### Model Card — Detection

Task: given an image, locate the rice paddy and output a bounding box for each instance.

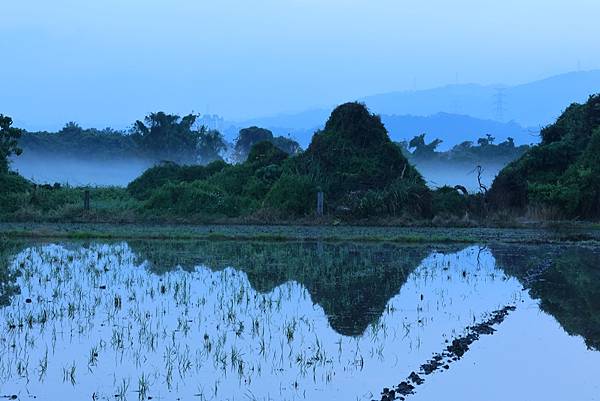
[0,239,599,400]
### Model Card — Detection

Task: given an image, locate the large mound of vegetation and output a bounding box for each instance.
[489,94,600,218]
[281,102,431,217]
[125,103,435,220]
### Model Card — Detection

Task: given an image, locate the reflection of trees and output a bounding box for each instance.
[0,240,28,306]
[492,244,600,350]
[130,240,461,336]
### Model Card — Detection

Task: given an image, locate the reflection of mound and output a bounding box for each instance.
[491,244,600,351]
[131,240,460,336]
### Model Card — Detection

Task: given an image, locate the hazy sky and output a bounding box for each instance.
[2,0,600,129]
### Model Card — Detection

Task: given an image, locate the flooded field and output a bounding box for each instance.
[0,240,599,400]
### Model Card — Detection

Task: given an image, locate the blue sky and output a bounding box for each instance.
[2,0,600,129]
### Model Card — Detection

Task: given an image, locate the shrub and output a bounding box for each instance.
[264,174,317,216]
[432,186,469,217]
[128,160,228,200]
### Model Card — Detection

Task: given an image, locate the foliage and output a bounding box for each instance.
[131,112,201,164]
[431,186,469,217]
[127,160,228,201]
[408,133,443,158]
[19,113,228,165]
[0,172,32,215]
[20,123,139,161]
[196,127,227,163]
[144,180,249,217]
[0,115,23,173]
[403,133,529,165]
[489,94,600,218]
[288,102,430,216]
[3,102,526,222]
[233,126,300,162]
[125,103,432,219]
[263,174,317,215]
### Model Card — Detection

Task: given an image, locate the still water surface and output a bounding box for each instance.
[0,240,598,400]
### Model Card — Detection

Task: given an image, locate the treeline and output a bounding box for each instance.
[17,112,301,165]
[1,104,475,223]
[2,94,600,223]
[398,133,530,165]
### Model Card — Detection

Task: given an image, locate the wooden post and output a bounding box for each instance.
[316,191,324,217]
[84,190,90,211]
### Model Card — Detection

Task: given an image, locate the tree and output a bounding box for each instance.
[233,127,301,162]
[408,133,443,158]
[59,121,84,137]
[234,127,274,162]
[271,135,301,155]
[0,115,23,173]
[132,112,200,164]
[476,133,495,147]
[197,127,227,163]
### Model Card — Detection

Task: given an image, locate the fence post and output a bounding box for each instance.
[84,190,90,211]
[316,191,324,217]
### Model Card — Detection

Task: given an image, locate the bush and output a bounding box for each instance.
[128,160,228,200]
[264,174,317,216]
[145,181,251,217]
[432,186,469,217]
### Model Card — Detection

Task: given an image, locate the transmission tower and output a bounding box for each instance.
[493,87,506,121]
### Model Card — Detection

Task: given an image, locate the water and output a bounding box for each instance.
[0,240,599,400]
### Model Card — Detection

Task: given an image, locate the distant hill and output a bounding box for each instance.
[236,111,535,149]
[236,70,600,147]
[361,70,600,127]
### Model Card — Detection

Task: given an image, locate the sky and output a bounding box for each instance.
[2,0,600,130]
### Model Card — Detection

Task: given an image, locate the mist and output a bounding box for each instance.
[414,161,504,192]
[11,153,151,187]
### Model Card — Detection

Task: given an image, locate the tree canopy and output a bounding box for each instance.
[0,115,23,173]
[233,126,300,163]
[132,112,200,164]
[196,127,227,164]
[489,94,600,218]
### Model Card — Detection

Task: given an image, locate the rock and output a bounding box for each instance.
[396,381,415,396]
[408,371,424,385]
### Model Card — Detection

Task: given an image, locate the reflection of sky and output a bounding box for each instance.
[0,243,598,400]
[413,306,600,401]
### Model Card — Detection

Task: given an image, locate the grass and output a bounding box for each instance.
[1,222,600,244]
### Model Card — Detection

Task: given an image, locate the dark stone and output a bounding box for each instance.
[408,371,424,385]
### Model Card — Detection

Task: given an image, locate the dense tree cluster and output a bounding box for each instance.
[489,94,600,218]
[18,114,300,167]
